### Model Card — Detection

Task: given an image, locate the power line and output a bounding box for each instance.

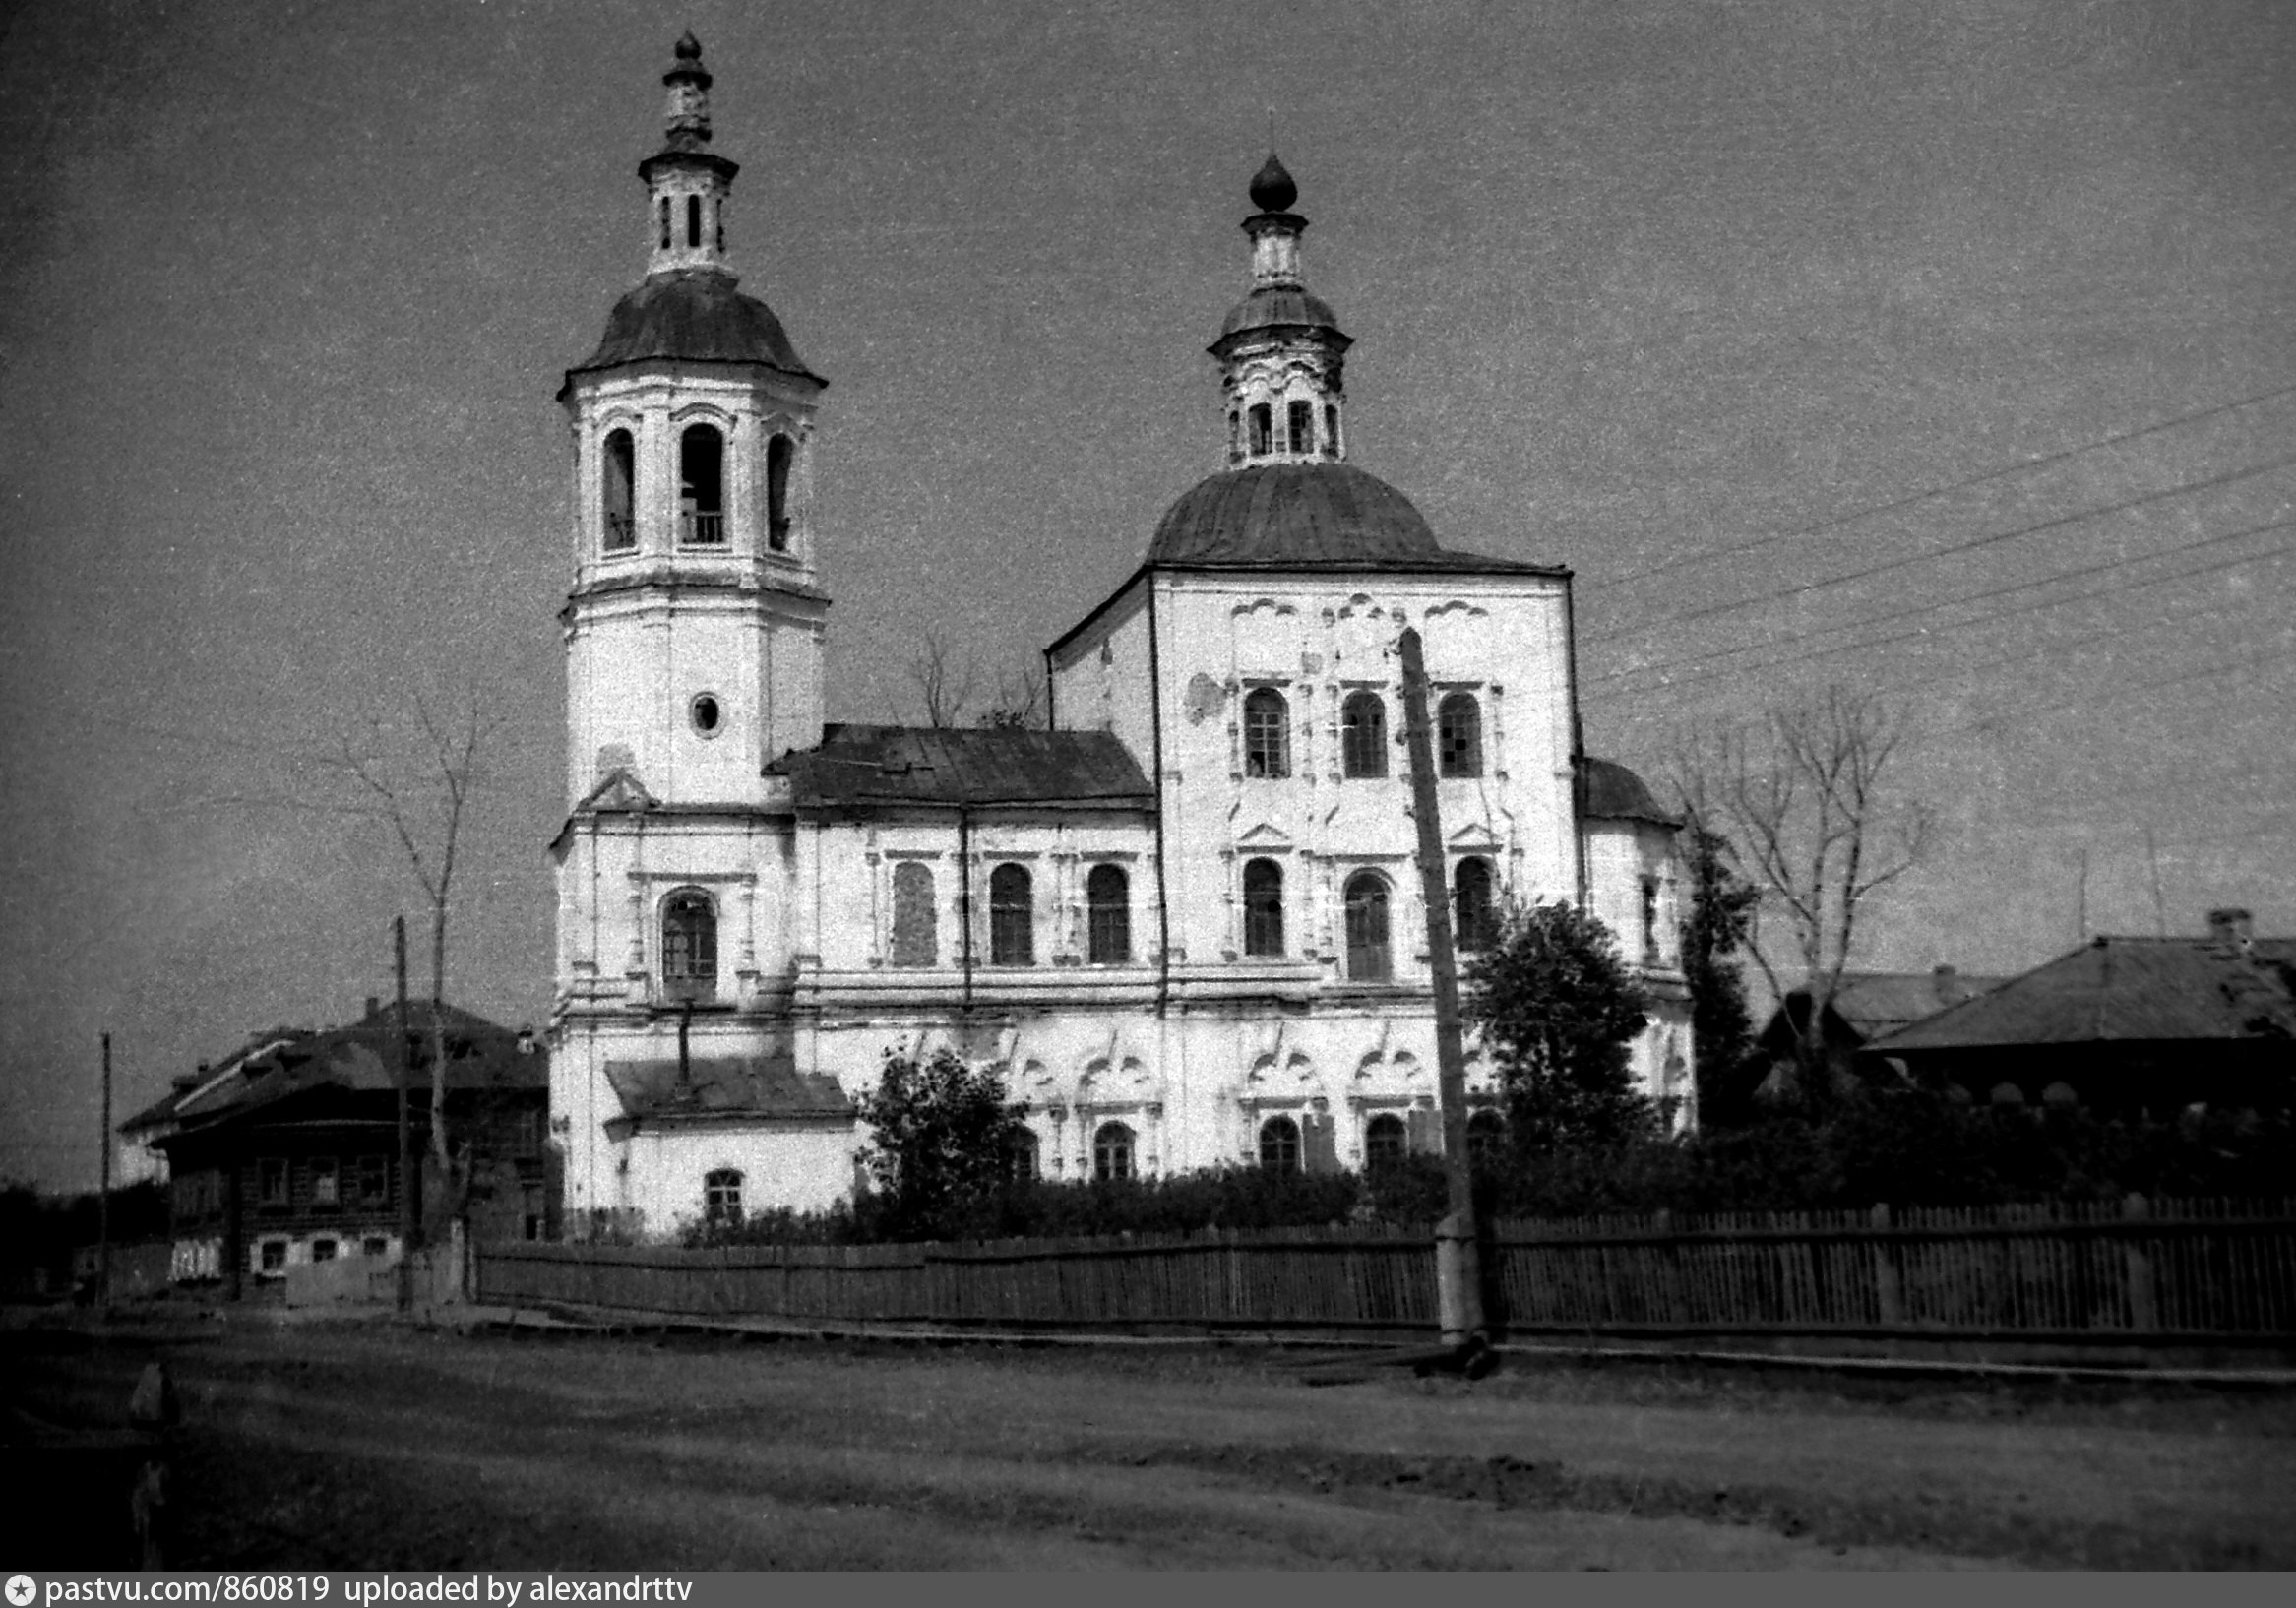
[1910,638,2296,750]
[1587,453,2296,643]
[1586,513,2296,696]
[1592,380,2296,590]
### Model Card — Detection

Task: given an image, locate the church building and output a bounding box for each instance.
[549,37,1691,1235]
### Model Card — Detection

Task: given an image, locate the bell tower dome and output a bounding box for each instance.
[1211,155,1353,467]
[557,34,830,811]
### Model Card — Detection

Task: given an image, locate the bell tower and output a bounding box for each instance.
[1211,155,1353,468]
[557,32,830,811]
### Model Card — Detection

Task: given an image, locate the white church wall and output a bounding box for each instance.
[617,1123,856,1233]
[1047,580,1156,774]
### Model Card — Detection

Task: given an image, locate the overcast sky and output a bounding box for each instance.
[4,0,2291,1189]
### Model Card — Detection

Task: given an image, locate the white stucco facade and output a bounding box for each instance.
[545,43,1691,1239]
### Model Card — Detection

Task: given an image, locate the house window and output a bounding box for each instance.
[601,428,636,551]
[662,889,718,999]
[356,1154,389,1206]
[361,1236,390,1258]
[1641,877,1660,959]
[311,1238,338,1263]
[1324,403,1340,458]
[704,1168,743,1224]
[1365,1113,1408,1170]
[890,862,937,968]
[1340,692,1388,778]
[1093,1122,1135,1183]
[1287,398,1314,454]
[1243,858,1284,958]
[1467,1109,1507,1168]
[1454,856,1497,953]
[989,863,1034,966]
[309,1155,340,1209]
[1438,692,1482,777]
[258,1157,288,1210]
[766,432,794,550]
[259,1239,287,1273]
[678,424,724,544]
[1343,872,1392,981]
[1248,403,1272,456]
[1259,1115,1301,1173]
[1243,688,1289,778]
[1008,1129,1040,1184]
[1086,864,1131,964]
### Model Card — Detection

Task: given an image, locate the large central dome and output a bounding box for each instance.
[1147,462,1440,566]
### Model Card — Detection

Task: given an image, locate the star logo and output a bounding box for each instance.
[6,1575,36,1607]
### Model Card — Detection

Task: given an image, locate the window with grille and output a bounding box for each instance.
[1467,1109,1507,1168]
[259,1240,287,1272]
[678,424,724,544]
[1454,856,1497,952]
[662,890,717,999]
[1086,864,1131,964]
[601,428,636,551]
[1340,692,1388,778]
[989,863,1033,966]
[1243,858,1284,958]
[1438,692,1482,777]
[1093,1122,1134,1182]
[1259,1115,1301,1173]
[704,1168,742,1225]
[1008,1129,1039,1184]
[1344,872,1392,981]
[1243,688,1289,777]
[890,862,937,968]
[1365,1113,1408,1170]
[1287,399,1314,454]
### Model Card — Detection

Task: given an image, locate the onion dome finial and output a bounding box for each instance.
[1249,153,1297,215]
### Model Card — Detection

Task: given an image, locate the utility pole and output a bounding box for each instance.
[395,915,415,1313]
[1396,627,1485,1353]
[98,1031,112,1315]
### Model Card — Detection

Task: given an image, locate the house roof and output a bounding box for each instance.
[775,723,1154,813]
[1576,758,1679,827]
[561,268,823,395]
[603,1055,854,1128]
[139,1002,545,1145]
[1869,936,2296,1053]
[1144,463,1559,574]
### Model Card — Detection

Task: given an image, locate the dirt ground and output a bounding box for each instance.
[9,1313,2294,1570]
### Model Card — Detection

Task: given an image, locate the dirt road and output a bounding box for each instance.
[11,1316,2291,1569]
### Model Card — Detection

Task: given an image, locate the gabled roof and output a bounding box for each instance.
[1870,936,2296,1053]
[775,724,1154,813]
[604,1055,854,1130]
[1576,758,1680,827]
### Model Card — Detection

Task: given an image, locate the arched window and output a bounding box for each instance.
[1093,1122,1134,1182]
[1466,1109,1507,1168]
[890,862,937,968]
[662,890,717,999]
[1324,403,1340,458]
[658,196,671,250]
[1259,1115,1301,1173]
[989,863,1033,966]
[1287,398,1314,454]
[1086,864,1131,964]
[1454,856,1497,953]
[704,1168,742,1225]
[1365,1113,1408,1170]
[678,424,724,545]
[685,193,702,249]
[1248,403,1272,456]
[1243,858,1284,958]
[714,197,725,252]
[1243,688,1289,778]
[1340,692,1388,778]
[1343,871,1392,981]
[1641,877,1661,959]
[1008,1128,1040,1184]
[1438,692,1482,777]
[765,433,794,550]
[601,428,636,551]
[1227,409,1242,464]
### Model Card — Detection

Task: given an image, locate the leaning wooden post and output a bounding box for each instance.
[98,1031,113,1315]
[395,915,415,1314]
[1397,627,1486,1350]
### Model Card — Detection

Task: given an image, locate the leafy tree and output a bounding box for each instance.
[1678,823,1761,1126]
[855,1046,1032,1238]
[1466,898,1659,1151]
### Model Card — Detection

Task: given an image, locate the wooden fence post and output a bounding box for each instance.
[2123,1192,2159,1332]
[1871,1203,1903,1327]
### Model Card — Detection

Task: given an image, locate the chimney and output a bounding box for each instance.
[2206,907,2254,950]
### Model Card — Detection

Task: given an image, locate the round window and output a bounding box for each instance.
[689,693,723,737]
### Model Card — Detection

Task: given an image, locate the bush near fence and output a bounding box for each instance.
[479,1195,2296,1344]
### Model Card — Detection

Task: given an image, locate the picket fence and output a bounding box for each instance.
[474,1195,2296,1344]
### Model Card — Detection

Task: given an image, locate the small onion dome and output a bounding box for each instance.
[1148,463,1440,566]
[1249,153,1298,214]
[668,31,711,83]
[562,269,823,397]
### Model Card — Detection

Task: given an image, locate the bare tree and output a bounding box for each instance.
[1673,687,1932,1085]
[979,661,1047,730]
[904,628,979,728]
